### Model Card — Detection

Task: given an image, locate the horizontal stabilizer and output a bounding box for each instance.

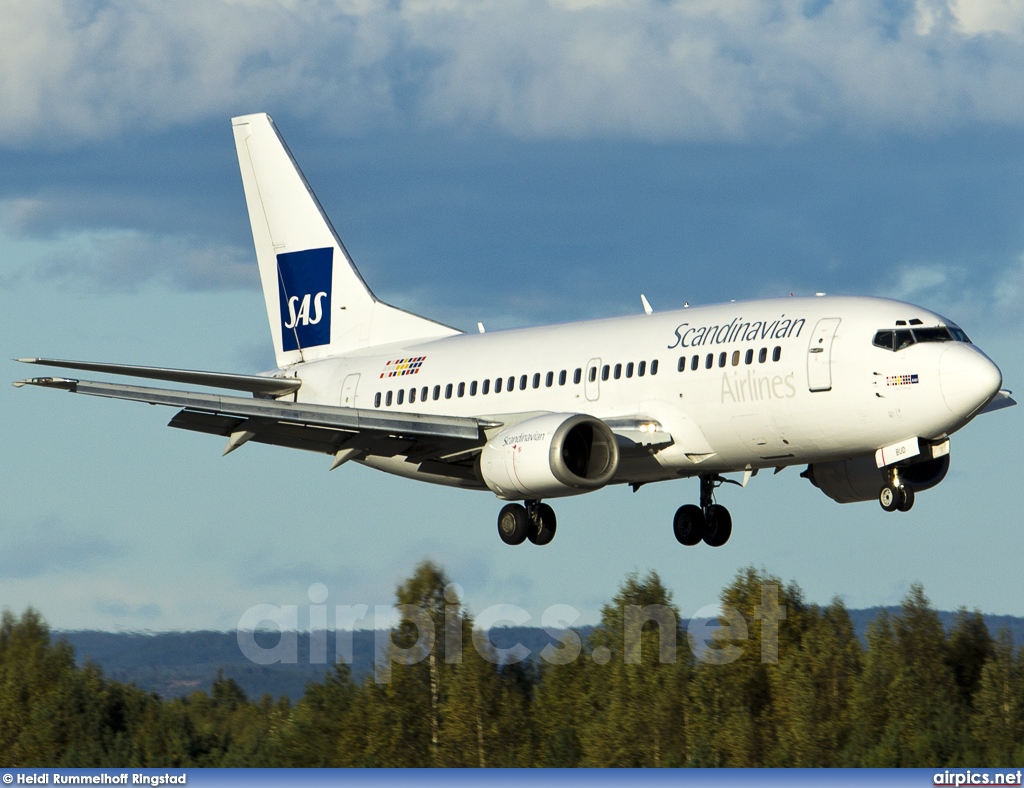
[16,358,300,397]
[978,389,1016,415]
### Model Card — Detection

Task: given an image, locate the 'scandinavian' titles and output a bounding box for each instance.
[668,315,806,349]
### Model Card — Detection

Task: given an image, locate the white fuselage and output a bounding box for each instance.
[287,295,1001,491]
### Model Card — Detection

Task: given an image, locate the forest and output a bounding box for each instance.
[1,563,1022,768]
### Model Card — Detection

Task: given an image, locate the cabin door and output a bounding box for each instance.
[807,318,841,392]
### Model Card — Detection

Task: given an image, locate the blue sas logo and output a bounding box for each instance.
[277,247,332,352]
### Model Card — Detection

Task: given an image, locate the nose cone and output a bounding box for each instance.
[938,344,1002,421]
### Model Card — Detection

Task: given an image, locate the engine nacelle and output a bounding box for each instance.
[479,413,620,500]
[803,451,950,504]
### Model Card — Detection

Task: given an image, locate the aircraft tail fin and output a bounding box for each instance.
[231,113,460,368]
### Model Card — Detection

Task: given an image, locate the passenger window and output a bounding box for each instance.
[421,386,428,402]
[588,367,597,383]
[613,364,621,380]
[457,382,465,397]
[545,371,553,387]
[574,368,582,384]
[705,354,714,370]
[433,385,440,401]
[758,348,767,363]
[532,373,540,389]
[559,370,567,386]
[691,356,699,371]
[638,360,646,377]
[773,346,782,362]
[470,381,477,396]
[651,359,659,375]
[718,353,726,368]
[602,365,611,381]
[519,375,527,390]
[895,330,915,351]
[744,349,753,364]
[508,376,515,391]
[445,384,453,399]
[374,392,381,408]
[873,330,895,351]
[495,377,503,393]
[397,389,404,405]
[482,379,490,395]
[409,388,416,404]
[678,356,686,372]
[626,362,634,378]
[386,391,393,406]
[732,351,740,366]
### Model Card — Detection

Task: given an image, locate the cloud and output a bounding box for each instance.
[0,519,121,579]
[92,600,162,622]
[3,0,1024,147]
[949,0,1024,36]
[0,206,258,292]
[881,252,1024,330]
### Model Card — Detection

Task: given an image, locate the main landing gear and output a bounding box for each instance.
[879,467,915,513]
[673,475,733,547]
[497,500,557,546]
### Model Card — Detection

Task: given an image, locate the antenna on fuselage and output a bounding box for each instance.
[640,294,653,315]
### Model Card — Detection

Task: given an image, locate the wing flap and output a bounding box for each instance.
[15,377,488,441]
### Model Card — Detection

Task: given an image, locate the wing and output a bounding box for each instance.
[13,374,499,483]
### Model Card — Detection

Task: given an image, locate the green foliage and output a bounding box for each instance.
[2,566,1022,767]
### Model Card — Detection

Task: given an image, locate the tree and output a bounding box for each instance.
[440,614,533,767]
[947,609,994,710]
[847,584,964,766]
[275,663,359,766]
[771,599,861,766]
[576,571,689,766]
[688,568,809,766]
[971,629,1023,765]
[367,560,459,766]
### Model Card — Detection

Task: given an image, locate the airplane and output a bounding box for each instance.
[13,113,1016,548]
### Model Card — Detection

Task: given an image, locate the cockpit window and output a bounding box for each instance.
[874,324,972,351]
[873,330,895,350]
[913,327,953,343]
[895,329,915,350]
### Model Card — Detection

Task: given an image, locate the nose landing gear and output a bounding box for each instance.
[673,475,733,547]
[879,468,915,513]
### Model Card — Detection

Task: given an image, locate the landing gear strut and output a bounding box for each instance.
[879,467,915,513]
[497,500,557,546]
[673,475,733,547]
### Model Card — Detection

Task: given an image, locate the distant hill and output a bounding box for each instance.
[57,608,1023,702]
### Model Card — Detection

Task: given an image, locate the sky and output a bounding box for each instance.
[2,0,1024,633]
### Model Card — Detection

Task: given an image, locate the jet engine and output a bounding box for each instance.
[479,413,620,499]
[802,451,950,504]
